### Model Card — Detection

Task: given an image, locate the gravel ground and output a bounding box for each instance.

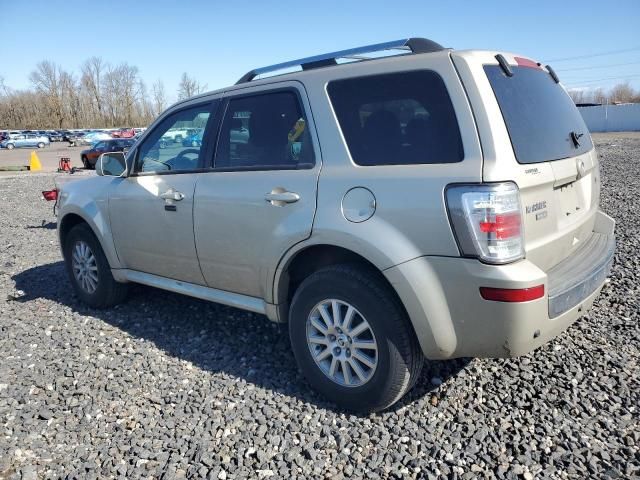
[0,134,638,479]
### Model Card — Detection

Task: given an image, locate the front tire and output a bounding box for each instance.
[37,142,45,148]
[289,264,423,413]
[6,143,14,150]
[64,223,128,308]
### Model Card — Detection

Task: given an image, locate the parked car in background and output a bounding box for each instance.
[0,134,50,149]
[64,131,83,143]
[112,128,135,138]
[80,138,136,168]
[75,132,112,146]
[160,127,189,144]
[181,129,204,147]
[48,131,65,142]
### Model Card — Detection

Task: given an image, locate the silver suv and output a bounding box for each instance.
[57,38,615,412]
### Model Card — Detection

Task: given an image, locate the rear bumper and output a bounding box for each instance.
[547,216,615,318]
[385,210,615,359]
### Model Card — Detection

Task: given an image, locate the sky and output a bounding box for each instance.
[1,0,639,102]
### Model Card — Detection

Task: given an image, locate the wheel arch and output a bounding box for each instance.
[58,211,121,269]
[273,244,412,330]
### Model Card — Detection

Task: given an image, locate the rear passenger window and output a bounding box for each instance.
[328,71,463,166]
[215,91,314,170]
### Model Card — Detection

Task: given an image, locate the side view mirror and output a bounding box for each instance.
[97,151,128,177]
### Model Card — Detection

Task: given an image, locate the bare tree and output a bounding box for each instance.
[568,83,640,106]
[61,72,82,128]
[117,63,142,125]
[2,59,159,129]
[0,78,19,129]
[609,82,636,104]
[152,79,167,115]
[592,88,608,105]
[568,89,586,104]
[81,56,105,125]
[177,72,207,100]
[29,60,67,128]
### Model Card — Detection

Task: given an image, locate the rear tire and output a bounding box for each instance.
[289,264,423,413]
[64,223,128,308]
[81,156,90,169]
[6,143,14,150]
[37,142,45,148]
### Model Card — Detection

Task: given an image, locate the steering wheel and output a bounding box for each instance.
[167,148,200,170]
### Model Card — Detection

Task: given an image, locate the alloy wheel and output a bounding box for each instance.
[71,240,99,294]
[306,299,378,387]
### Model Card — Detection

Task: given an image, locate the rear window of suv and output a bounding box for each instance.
[484,65,593,164]
[328,71,464,166]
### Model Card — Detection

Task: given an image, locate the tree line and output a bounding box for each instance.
[3,59,638,129]
[568,82,640,105]
[0,58,207,130]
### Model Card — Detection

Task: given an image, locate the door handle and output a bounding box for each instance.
[264,191,300,205]
[160,189,184,201]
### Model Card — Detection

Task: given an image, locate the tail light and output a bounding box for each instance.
[446,182,524,264]
[42,189,58,201]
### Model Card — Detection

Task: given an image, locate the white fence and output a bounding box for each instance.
[578,104,640,132]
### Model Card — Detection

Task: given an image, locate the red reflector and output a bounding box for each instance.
[480,285,545,302]
[42,189,58,201]
[514,56,541,69]
[479,213,521,240]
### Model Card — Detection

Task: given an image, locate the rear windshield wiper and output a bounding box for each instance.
[546,64,560,83]
[570,131,584,148]
[495,54,513,77]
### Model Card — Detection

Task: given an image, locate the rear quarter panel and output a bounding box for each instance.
[295,52,483,270]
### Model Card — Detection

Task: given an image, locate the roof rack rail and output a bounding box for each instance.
[236,37,445,84]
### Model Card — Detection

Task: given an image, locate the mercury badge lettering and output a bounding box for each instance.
[526,200,548,221]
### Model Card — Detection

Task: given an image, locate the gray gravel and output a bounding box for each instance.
[1,134,639,479]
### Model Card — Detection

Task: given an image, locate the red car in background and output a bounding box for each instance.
[111,128,135,138]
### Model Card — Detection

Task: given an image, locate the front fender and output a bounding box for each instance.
[57,176,121,269]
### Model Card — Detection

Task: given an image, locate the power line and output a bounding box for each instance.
[544,47,640,63]
[564,74,640,87]
[556,60,640,72]
[560,69,640,81]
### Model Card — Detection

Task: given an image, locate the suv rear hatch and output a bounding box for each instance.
[452,51,601,272]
